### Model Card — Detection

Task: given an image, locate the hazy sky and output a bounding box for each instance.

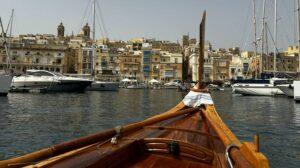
[0,0,296,51]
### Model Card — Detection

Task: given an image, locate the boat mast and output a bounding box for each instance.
[273,0,277,77]
[0,10,13,72]
[297,0,300,77]
[252,0,258,79]
[198,11,206,89]
[91,0,96,78]
[260,0,266,78]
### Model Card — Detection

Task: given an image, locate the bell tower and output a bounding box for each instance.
[82,23,90,39]
[57,22,65,38]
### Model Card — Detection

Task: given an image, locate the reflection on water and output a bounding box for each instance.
[211,90,300,168]
[0,90,299,167]
[0,89,184,159]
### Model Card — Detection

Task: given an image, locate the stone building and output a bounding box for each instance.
[212,55,231,81]
[117,52,142,81]
[159,51,182,82]
[0,43,71,74]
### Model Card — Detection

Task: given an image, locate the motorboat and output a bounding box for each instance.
[232,78,287,96]
[11,70,92,92]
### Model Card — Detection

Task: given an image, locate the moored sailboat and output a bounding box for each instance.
[86,0,119,91]
[277,0,300,100]
[232,0,288,96]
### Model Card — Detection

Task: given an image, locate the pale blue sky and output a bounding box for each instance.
[0,0,296,51]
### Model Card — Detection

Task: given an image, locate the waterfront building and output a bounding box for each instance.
[150,51,161,80]
[241,51,255,59]
[189,51,212,82]
[94,45,119,81]
[152,40,181,53]
[142,44,152,81]
[263,53,298,76]
[284,45,299,56]
[0,43,71,74]
[159,51,182,82]
[212,54,231,81]
[117,52,142,81]
[229,55,244,80]
[77,47,92,75]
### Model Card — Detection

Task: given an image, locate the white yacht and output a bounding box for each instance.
[232,78,286,96]
[11,70,92,92]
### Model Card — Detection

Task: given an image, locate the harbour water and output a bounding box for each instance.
[0,89,299,167]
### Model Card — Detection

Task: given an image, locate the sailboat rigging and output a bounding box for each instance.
[232,0,289,96]
[86,0,119,91]
[0,10,14,96]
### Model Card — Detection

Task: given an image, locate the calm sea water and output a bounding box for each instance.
[0,89,299,167]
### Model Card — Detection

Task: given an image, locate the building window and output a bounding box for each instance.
[56,59,61,64]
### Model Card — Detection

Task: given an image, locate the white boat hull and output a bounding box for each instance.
[0,74,13,96]
[11,71,92,92]
[294,81,300,101]
[233,84,284,96]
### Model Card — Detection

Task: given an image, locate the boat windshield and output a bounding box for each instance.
[52,72,63,77]
[27,71,54,77]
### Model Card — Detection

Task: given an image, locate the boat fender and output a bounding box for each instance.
[111,125,123,145]
[225,144,239,168]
